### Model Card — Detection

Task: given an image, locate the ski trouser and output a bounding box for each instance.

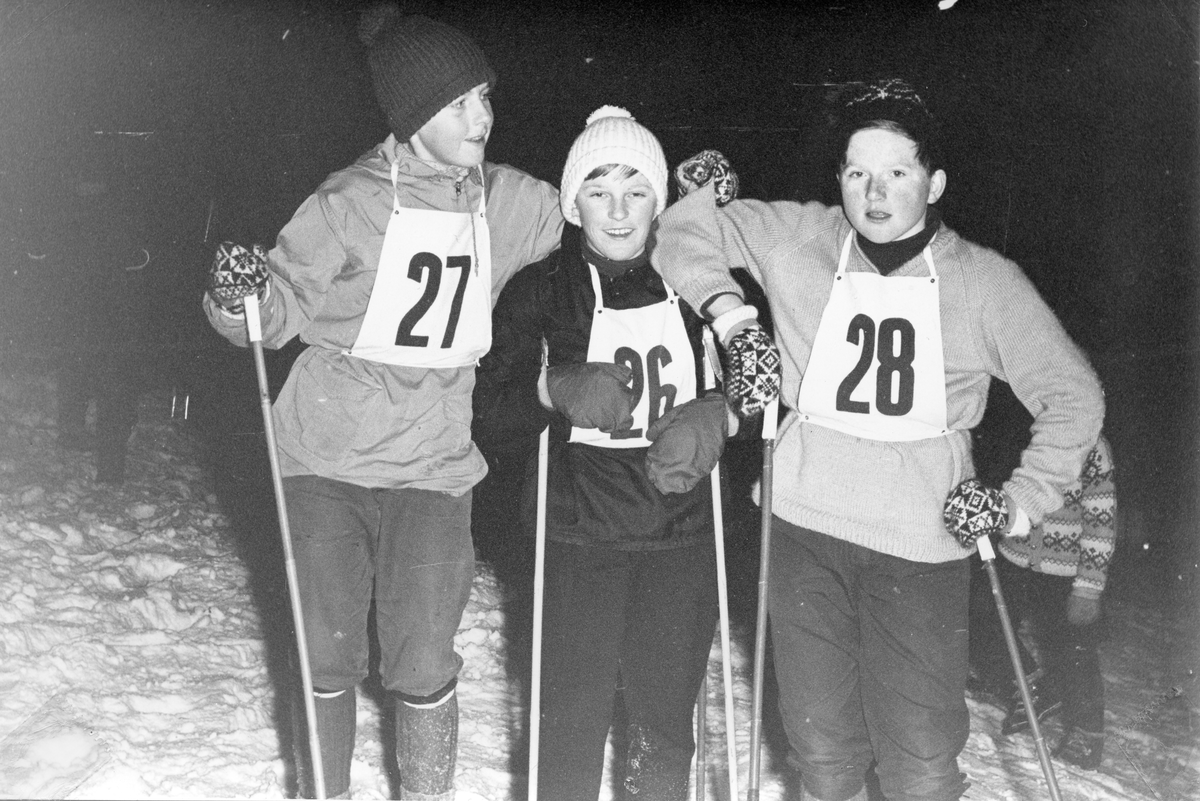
[768,520,971,801]
[537,539,719,801]
[284,476,475,798]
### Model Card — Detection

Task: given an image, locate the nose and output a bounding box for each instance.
[866,176,885,201]
[468,95,493,129]
[609,194,629,221]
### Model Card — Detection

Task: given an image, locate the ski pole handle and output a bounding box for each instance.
[244,292,264,344]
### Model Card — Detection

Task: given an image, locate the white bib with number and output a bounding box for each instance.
[795,231,948,441]
[569,264,698,448]
[347,161,493,367]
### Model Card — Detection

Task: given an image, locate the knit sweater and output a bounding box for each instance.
[651,184,1105,563]
[999,435,1117,598]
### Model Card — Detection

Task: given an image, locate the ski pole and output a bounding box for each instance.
[975,534,1062,801]
[710,455,739,801]
[746,397,778,801]
[243,294,325,799]
[528,424,550,801]
[700,328,738,801]
[694,674,707,798]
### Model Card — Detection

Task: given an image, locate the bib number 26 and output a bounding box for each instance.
[835,313,915,416]
[610,344,678,440]
[395,252,471,349]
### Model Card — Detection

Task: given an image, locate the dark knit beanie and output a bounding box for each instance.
[358,3,496,142]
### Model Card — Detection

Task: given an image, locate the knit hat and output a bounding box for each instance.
[560,106,668,226]
[830,77,942,171]
[358,4,496,142]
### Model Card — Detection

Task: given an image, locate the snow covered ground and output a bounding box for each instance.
[0,360,1196,800]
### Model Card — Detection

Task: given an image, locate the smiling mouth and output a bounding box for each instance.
[866,211,890,221]
[604,228,635,237]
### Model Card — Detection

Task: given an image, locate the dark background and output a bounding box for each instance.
[0,0,1196,572]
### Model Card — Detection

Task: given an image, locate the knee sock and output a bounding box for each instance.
[303,686,356,798]
[395,682,458,800]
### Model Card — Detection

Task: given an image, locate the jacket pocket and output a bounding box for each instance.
[281,350,382,467]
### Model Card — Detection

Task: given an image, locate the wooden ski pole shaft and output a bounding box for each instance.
[700,329,738,801]
[695,674,707,798]
[976,535,1062,801]
[711,459,739,801]
[528,425,549,801]
[244,294,325,799]
[746,398,778,801]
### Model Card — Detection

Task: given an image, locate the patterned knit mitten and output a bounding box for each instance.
[943,478,1009,547]
[725,325,781,419]
[675,149,739,207]
[209,241,269,309]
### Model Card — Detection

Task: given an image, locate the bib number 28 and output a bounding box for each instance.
[395,252,471,348]
[835,313,915,416]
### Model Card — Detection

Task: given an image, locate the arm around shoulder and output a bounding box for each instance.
[484,164,565,288]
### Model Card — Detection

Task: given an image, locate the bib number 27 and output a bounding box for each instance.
[835,313,915,416]
[395,252,471,348]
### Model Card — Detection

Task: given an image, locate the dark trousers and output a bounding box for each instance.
[768,520,970,801]
[968,554,1106,731]
[537,540,719,801]
[283,475,476,696]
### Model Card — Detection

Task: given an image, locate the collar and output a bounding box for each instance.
[855,205,942,275]
[581,239,650,280]
[382,134,483,187]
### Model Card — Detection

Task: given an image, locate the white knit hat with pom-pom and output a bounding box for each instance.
[560,106,668,226]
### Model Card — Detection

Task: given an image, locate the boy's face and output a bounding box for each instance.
[839,127,946,244]
[409,82,493,169]
[575,169,658,262]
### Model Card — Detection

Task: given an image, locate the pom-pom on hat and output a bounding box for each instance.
[560,106,668,226]
[359,3,496,142]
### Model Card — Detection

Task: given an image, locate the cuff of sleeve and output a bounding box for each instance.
[1070,582,1103,599]
[711,304,758,344]
[213,281,272,318]
[1007,504,1031,537]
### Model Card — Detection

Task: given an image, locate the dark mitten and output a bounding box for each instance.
[1066,592,1102,626]
[545,362,637,433]
[675,149,740,207]
[645,393,729,494]
[943,478,1009,547]
[724,325,782,418]
[208,241,269,310]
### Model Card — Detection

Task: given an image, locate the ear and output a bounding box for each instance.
[927,169,947,204]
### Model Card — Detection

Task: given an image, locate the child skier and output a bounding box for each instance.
[203,5,562,799]
[968,433,1117,770]
[652,78,1105,801]
[477,107,737,799]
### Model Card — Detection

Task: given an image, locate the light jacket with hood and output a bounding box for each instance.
[205,134,563,493]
